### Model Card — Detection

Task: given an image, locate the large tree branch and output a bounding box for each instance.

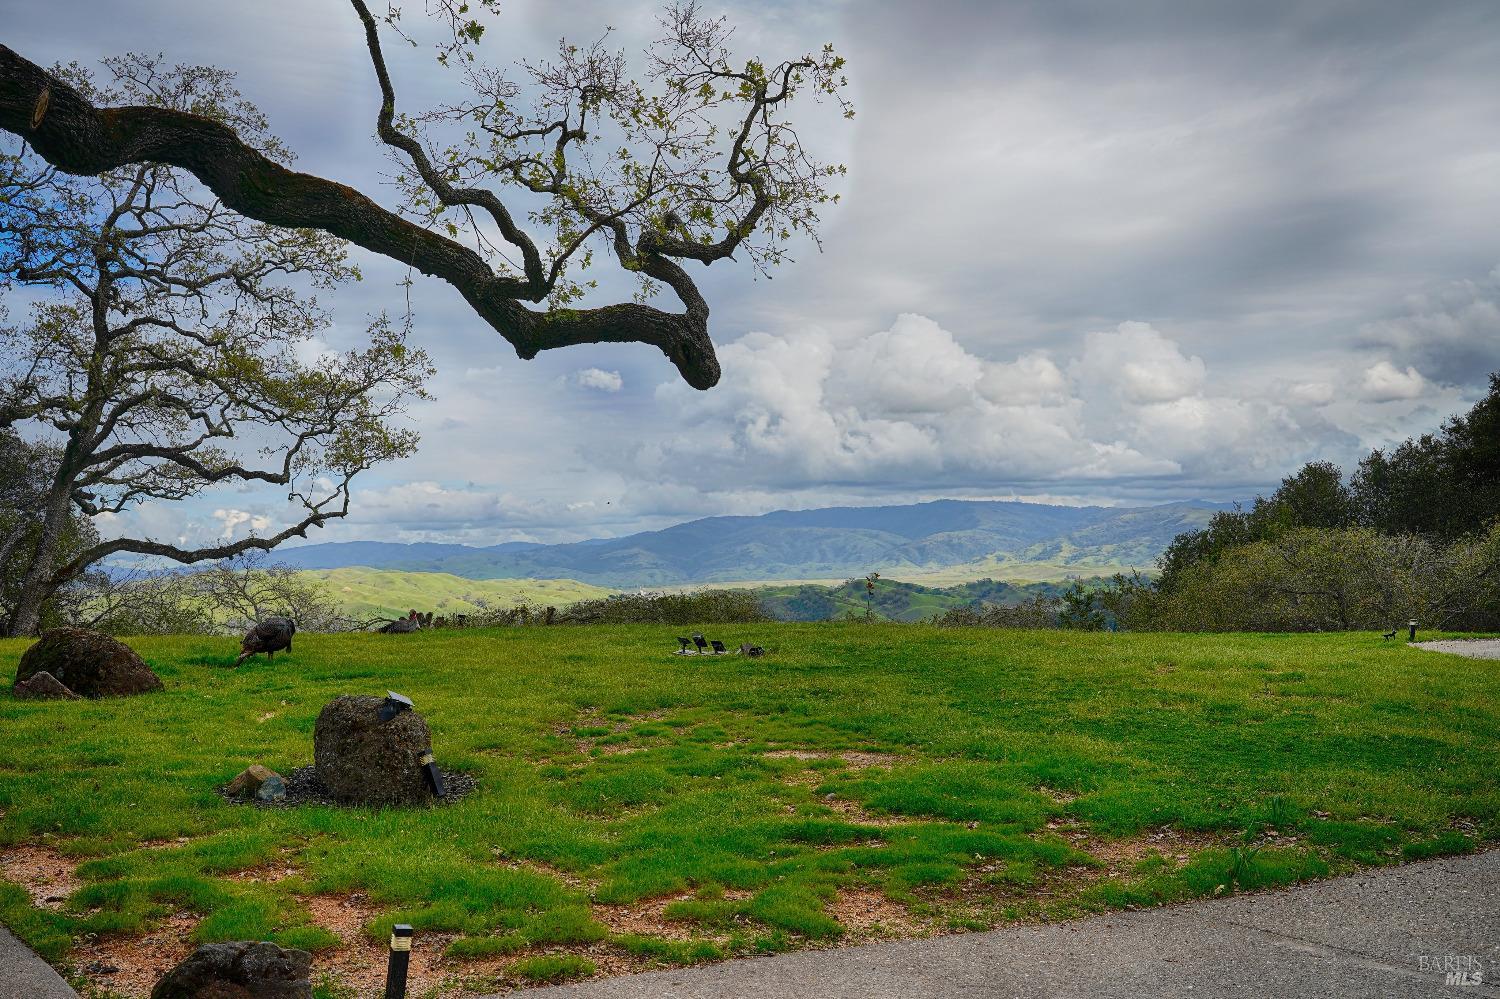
[0,42,721,388]
[48,481,353,587]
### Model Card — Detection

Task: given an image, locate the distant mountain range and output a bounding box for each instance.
[270,499,1231,588]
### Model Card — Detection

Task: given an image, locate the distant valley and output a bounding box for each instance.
[274,498,1229,589]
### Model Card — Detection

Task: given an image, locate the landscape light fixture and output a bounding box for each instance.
[385,923,413,999]
[677,636,693,654]
[420,751,446,798]
[379,691,414,722]
[693,634,709,653]
[1408,619,1419,642]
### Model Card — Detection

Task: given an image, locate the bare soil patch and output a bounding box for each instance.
[0,842,79,908]
[764,749,903,768]
[829,887,929,940]
[74,912,198,998]
[304,892,458,997]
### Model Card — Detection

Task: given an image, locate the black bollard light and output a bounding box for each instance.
[1408,619,1418,642]
[385,923,413,999]
[420,751,446,798]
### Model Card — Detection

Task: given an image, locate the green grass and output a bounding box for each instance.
[300,568,614,621]
[1,626,1496,984]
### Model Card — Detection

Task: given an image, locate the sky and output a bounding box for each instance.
[5,0,1500,547]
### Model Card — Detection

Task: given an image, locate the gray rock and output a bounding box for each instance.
[255,775,287,803]
[151,940,311,998]
[226,765,283,801]
[14,628,163,698]
[11,670,80,700]
[313,695,435,806]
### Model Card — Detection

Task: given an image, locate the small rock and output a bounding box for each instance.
[226,765,282,800]
[255,775,287,803]
[152,941,312,998]
[11,670,80,701]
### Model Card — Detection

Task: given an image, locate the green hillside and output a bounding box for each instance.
[754,577,1082,622]
[301,568,614,621]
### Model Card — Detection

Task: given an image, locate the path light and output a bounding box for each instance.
[385,923,413,999]
[1408,619,1419,642]
[379,691,414,722]
[420,751,446,798]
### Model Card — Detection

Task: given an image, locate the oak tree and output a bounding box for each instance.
[0,58,431,635]
[0,1,851,391]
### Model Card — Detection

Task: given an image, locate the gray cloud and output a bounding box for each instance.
[7,0,1500,545]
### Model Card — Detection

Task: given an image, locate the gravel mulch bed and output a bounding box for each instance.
[221,765,478,808]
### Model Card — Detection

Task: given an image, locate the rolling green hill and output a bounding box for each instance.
[270,499,1229,588]
[753,577,1082,622]
[300,569,614,621]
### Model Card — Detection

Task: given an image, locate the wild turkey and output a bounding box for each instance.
[379,610,422,634]
[236,616,296,666]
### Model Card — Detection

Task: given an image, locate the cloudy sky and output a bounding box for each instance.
[7,0,1500,546]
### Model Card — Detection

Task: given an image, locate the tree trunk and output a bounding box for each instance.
[5,486,75,637]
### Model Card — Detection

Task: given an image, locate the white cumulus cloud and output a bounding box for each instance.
[574,368,624,392]
[1360,361,1428,402]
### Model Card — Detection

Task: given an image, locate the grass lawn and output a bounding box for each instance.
[1,626,1497,996]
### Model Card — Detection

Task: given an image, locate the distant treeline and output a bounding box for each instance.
[1053,374,1500,633]
[755,577,1079,622]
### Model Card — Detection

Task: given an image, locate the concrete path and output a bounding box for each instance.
[0,926,75,999]
[1416,638,1500,660]
[515,850,1500,999]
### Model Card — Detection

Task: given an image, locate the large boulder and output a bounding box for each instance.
[313,695,435,806]
[14,628,163,698]
[151,941,311,998]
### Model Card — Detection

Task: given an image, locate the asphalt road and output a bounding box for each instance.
[0,926,75,999]
[514,850,1500,999]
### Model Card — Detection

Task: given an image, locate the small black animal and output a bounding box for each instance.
[236,616,296,666]
[1382,629,1397,640]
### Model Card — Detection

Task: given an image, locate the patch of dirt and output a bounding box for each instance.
[592,887,751,940]
[303,892,458,998]
[73,912,198,998]
[1028,821,1232,880]
[499,857,598,894]
[814,794,926,828]
[828,887,928,940]
[224,861,301,885]
[0,843,80,909]
[560,707,678,756]
[764,749,903,769]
